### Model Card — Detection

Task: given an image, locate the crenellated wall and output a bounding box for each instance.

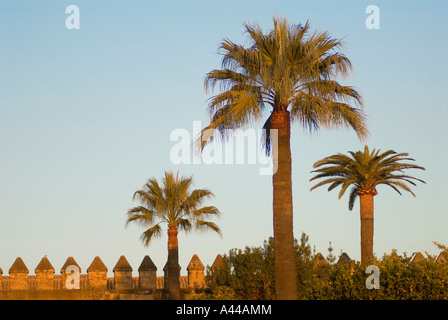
[0,253,211,300]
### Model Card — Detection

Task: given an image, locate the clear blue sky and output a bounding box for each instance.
[0,1,447,277]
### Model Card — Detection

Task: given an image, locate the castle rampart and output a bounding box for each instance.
[0,254,208,300]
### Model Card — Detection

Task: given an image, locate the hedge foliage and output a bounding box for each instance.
[202,234,448,300]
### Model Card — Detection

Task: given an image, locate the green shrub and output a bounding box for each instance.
[205,236,448,300]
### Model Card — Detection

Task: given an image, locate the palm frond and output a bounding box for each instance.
[199,15,368,158]
[140,224,163,247]
[194,220,223,238]
[348,186,359,211]
[310,146,425,209]
[183,188,215,212]
[310,177,346,191]
[126,171,222,246]
[260,114,272,156]
[191,205,221,219]
[125,206,156,228]
[177,218,193,233]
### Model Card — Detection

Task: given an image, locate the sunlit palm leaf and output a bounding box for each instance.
[126,171,222,246]
[310,146,425,210]
[195,16,368,151]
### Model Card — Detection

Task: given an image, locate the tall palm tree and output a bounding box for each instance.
[309,146,425,265]
[196,17,368,299]
[126,171,221,300]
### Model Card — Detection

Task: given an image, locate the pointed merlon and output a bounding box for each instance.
[187,254,205,271]
[436,252,447,264]
[113,255,133,272]
[337,252,352,264]
[9,257,29,274]
[35,256,55,273]
[87,256,108,272]
[60,257,81,274]
[411,252,426,263]
[313,253,329,268]
[138,255,157,271]
[211,254,224,271]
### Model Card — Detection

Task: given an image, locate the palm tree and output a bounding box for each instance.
[309,146,425,265]
[126,171,222,300]
[196,17,368,299]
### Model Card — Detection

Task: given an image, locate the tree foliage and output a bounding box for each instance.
[125,171,222,245]
[204,236,448,300]
[310,146,425,210]
[197,16,368,153]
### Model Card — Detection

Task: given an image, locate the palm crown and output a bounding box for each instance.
[310,146,426,210]
[126,171,221,246]
[199,17,368,151]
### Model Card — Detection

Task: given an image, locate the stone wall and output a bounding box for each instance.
[0,253,210,300]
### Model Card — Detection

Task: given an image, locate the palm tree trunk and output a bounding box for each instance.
[167,227,181,300]
[359,193,375,266]
[270,109,298,300]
